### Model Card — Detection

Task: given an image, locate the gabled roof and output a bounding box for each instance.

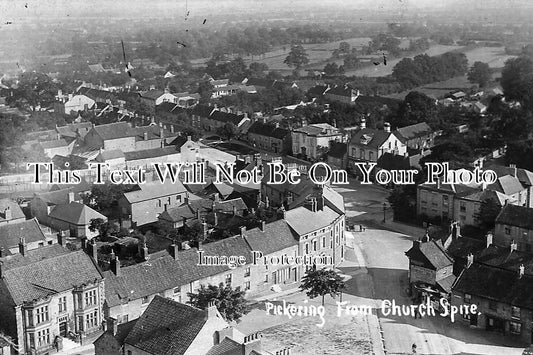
[294,123,339,136]
[285,205,341,236]
[496,204,533,230]
[453,263,533,309]
[124,296,212,355]
[122,180,187,204]
[0,247,102,305]
[78,87,115,101]
[159,198,247,223]
[104,236,253,307]
[124,146,178,162]
[0,199,25,221]
[91,122,134,141]
[396,122,433,141]
[0,218,46,252]
[140,90,165,100]
[325,85,357,97]
[48,202,106,225]
[488,175,525,195]
[405,240,453,270]
[40,139,68,149]
[487,164,533,187]
[190,104,215,118]
[33,188,81,206]
[349,128,399,149]
[209,110,246,126]
[244,219,297,254]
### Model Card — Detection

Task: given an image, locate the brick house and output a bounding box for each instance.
[84,122,136,152]
[494,204,533,252]
[0,199,26,225]
[0,219,52,256]
[292,123,342,160]
[118,180,189,226]
[47,202,107,239]
[395,122,437,151]
[323,84,360,104]
[0,244,104,355]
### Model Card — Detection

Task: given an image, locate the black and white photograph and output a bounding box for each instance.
[0,0,532,354]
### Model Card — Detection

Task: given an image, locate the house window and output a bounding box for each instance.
[142,296,150,304]
[35,306,49,324]
[512,306,521,319]
[305,243,309,254]
[85,289,97,307]
[460,201,466,212]
[505,227,511,235]
[510,321,522,334]
[58,296,67,313]
[245,281,251,290]
[322,237,326,248]
[86,311,98,329]
[313,240,318,252]
[464,294,471,304]
[359,150,365,159]
[442,195,449,206]
[173,287,180,295]
[369,151,374,161]
[244,268,251,277]
[37,329,50,347]
[225,274,232,286]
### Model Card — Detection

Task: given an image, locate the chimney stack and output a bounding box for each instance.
[466,253,474,268]
[486,232,493,248]
[196,209,201,220]
[240,226,246,238]
[243,332,263,354]
[68,192,75,203]
[202,221,208,240]
[89,238,98,260]
[214,212,218,226]
[169,243,179,260]
[170,125,175,134]
[4,207,11,220]
[110,249,121,276]
[18,237,27,256]
[383,122,391,133]
[511,240,518,253]
[160,128,164,139]
[143,132,148,141]
[510,164,517,177]
[140,242,150,261]
[106,317,118,336]
[519,264,525,279]
[260,220,266,231]
[360,118,366,130]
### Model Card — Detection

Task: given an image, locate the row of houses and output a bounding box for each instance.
[406,203,533,344]
[0,183,345,355]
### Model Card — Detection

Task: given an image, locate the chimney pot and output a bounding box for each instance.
[261,220,266,231]
[18,237,27,256]
[511,240,518,253]
[486,232,493,248]
[466,253,474,268]
[519,264,525,278]
[240,226,246,237]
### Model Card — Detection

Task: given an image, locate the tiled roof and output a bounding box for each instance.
[489,175,525,195]
[210,110,245,125]
[0,248,102,305]
[405,240,453,270]
[40,139,68,149]
[453,263,533,309]
[445,237,485,260]
[48,202,106,225]
[159,198,247,223]
[34,188,81,206]
[474,244,533,276]
[133,125,178,142]
[285,205,341,236]
[496,204,533,230]
[104,236,253,306]
[49,178,91,193]
[206,337,242,355]
[78,87,115,101]
[124,296,209,355]
[0,199,25,221]
[396,122,433,141]
[486,164,533,186]
[97,149,125,161]
[92,122,134,141]
[247,122,290,140]
[0,218,46,252]
[244,219,297,254]
[140,90,165,100]
[122,180,187,204]
[206,182,234,198]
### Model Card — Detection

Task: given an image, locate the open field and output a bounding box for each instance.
[462,46,515,67]
[385,75,473,100]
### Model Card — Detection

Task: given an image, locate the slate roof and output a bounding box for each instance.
[405,240,453,270]
[487,164,533,186]
[48,202,106,225]
[122,180,187,204]
[396,122,433,141]
[34,188,81,206]
[124,296,210,355]
[91,122,134,140]
[140,90,165,100]
[349,128,398,149]
[0,247,102,305]
[96,149,125,161]
[453,263,533,309]
[49,178,91,193]
[0,218,46,252]
[191,104,215,118]
[247,122,290,140]
[206,337,243,355]
[0,199,25,221]
[159,198,247,223]
[473,244,533,276]
[445,237,485,260]
[56,122,93,138]
[104,236,253,306]
[124,146,178,161]
[244,219,297,255]
[209,110,245,125]
[285,205,341,236]
[496,204,533,230]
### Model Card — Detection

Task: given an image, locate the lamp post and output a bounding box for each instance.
[382,202,387,223]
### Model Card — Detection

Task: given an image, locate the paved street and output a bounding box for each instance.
[335,180,526,355]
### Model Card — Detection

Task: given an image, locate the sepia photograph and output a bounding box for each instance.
[0,0,532,354]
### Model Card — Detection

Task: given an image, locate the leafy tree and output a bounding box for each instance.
[89,218,119,239]
[216,123,238,140]
[197,81,214,104]
[505,140,533,171]
[83,183,130,213]
[299,268,345,305]
[468,61,491,87]
[187,283,248,321]
[474,198,502,231]
[343,53,359,69]
[284,45,309,69]
[501,55,533,109]
[249,62,268,78]
[339,41,351,54]
[323,62,340,76]
[388,185,418,223]
[394,91,437,128]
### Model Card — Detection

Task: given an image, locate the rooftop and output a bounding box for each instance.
[496,204,533,230]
